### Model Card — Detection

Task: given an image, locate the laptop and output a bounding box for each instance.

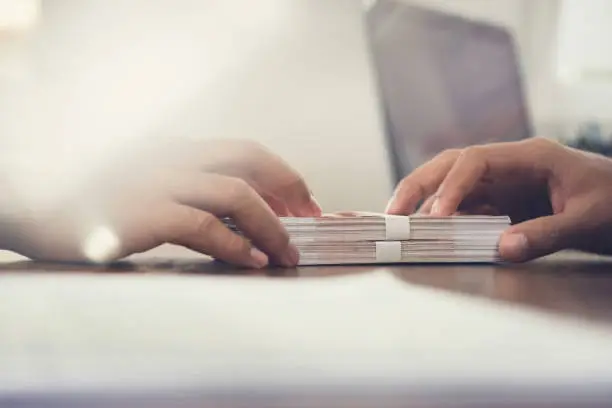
[364,0,533,182]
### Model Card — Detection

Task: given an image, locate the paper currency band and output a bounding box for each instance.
[375,241,402,263]
[384,215,411,240]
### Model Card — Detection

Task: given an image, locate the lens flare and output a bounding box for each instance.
[82,226,120,263]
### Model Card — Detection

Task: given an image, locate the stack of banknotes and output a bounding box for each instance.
[225,213,511,266]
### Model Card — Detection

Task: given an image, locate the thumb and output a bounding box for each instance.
[498,214,577,262]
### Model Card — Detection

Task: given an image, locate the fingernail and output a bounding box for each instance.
[280,244,300,267]
[385,200,401,214]
[309,195,323,216]
[500,233,528,260]
[384,189,398,213]
[416,203,429,215]
[249,247,269,268]
[430,198,441,215]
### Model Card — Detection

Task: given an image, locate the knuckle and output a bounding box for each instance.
[236,139,268,157]
[192,211,216,235]
[529,136,556,151]
[168,207,217,243]
[236,138,263,150]
[438,148,461,161]
[446,148,462,157]
[526,137,563,169]
[455,146,490,176]
[225,177,254,202]
[224,233,251,256]
[460,145,486,160]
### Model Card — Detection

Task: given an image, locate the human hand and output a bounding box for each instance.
[2,138,321,268]
[187,139,322,217]
[385,137,612,262]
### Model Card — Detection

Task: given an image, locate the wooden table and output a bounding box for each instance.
[3,250,612,324]
[2,251,612,407]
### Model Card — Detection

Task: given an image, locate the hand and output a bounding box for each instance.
[2,138,321,268]
[385,137,612,262]
[187,139,322,217]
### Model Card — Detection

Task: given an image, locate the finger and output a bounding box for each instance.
[270,179,322,217]
[326,211,361,217]
[172,173,299,267]
[326,211,380,217]
[212,140,322,217]
[421,201,498,216]
[166,205,270,269]
[432,138,560,216]
[498,213,577,262]
[307,195,323,217]
[262,194,291,217]
[417,195,437,214]
[385,149,461,215]
[419,181,491,215]
[454,204,500,216]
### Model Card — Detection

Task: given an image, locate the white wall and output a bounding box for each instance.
[554,0,612,136]
[0,0,394,215]
[406,0,527,38]
[155,0,395,212]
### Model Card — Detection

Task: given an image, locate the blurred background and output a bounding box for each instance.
[0,0,610,213]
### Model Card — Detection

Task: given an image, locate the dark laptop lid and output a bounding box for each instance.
[365,0,533,182]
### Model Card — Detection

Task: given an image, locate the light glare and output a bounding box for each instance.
[82,226,121,263]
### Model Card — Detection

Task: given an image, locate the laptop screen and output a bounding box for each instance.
[365,0,533,181]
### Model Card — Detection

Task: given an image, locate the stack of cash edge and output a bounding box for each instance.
[224,214,511,266]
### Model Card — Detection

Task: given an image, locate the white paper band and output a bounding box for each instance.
[375,241,402,263]
[384,216,411,240]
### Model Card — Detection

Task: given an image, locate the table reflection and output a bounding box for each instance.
[2,251,612,324]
